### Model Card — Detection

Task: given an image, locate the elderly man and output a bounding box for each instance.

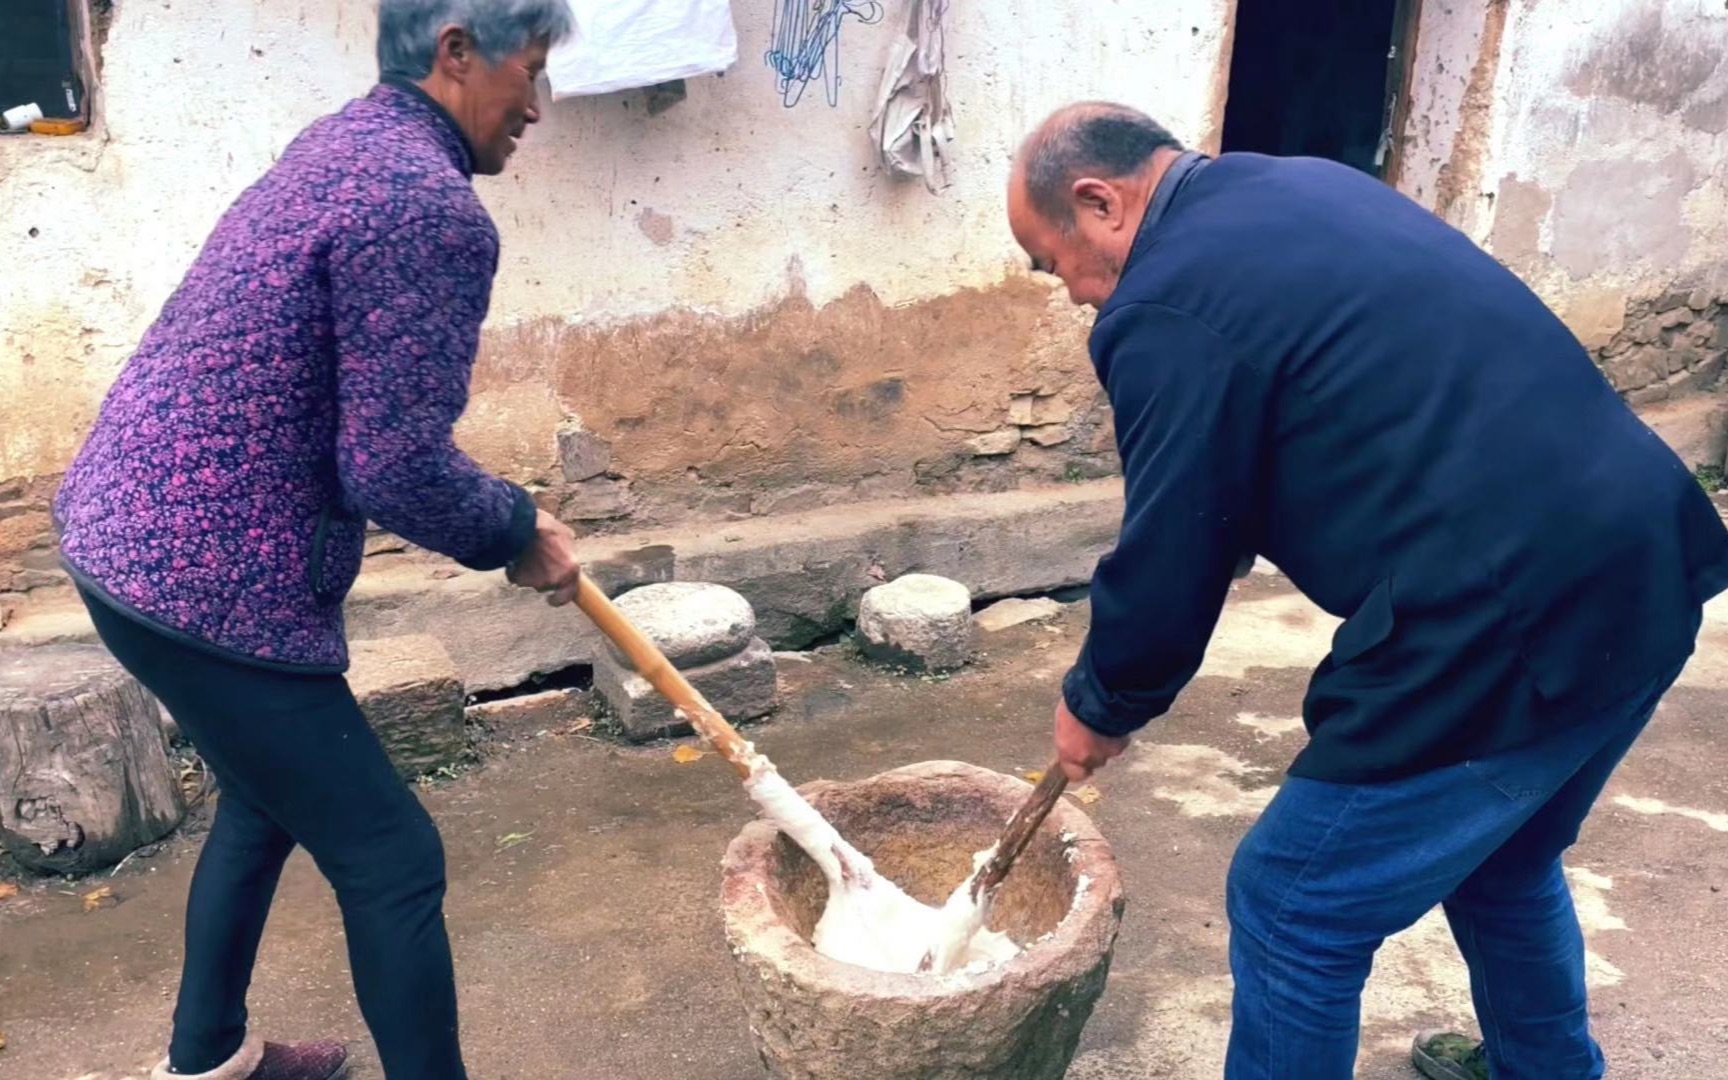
[54,3,579,1077]
[1011,103,1728,1079]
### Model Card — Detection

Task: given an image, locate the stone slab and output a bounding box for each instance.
[347,635,467,779]
[975,596,1064,633]
[564,476,632,521]
[594,637,776,742]
[673,483,1121,648]
[344,544,676,693]
[966,428,1022,456]
[2,483,1125,695]
[464,687,595,742]
[0,604,98,650]
[1637,395,1728,471]
[557,426,612,482]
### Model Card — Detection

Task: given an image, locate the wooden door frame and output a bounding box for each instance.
[1379,0,1425,186]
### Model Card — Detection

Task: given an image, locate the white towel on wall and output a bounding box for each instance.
[547,0,739,98]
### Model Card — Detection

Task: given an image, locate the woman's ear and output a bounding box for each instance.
[432,24,476,81]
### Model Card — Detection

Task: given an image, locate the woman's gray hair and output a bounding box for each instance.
[377,0,575,79]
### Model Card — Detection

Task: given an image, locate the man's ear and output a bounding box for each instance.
[1070,178,1122,228]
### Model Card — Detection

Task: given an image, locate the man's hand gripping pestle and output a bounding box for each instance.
[572,571,1053,975]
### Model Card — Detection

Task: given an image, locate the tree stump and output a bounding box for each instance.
[0,645,185,874]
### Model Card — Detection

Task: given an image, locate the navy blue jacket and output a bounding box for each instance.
[1062,153,1728,783]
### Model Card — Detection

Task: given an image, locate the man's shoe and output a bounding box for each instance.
[1412,1030,1489,1080]
[153,1035,349,1080]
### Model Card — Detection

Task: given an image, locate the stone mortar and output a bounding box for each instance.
[720,760,1125,1080]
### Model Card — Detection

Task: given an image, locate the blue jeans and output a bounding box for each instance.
[1225,666,1679,1079]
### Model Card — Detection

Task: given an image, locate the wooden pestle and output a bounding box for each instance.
[969,760,1070,903]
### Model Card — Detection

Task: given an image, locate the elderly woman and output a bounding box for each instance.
[52,3,579,1077]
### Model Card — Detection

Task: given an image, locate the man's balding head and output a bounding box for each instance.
[1007,103,1184,308]
[1019,103,1183,230]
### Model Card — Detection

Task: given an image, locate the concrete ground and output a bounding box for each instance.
[4,570,1727,1078]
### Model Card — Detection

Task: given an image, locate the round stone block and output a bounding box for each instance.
[608,581,757,669]
[857,573,975,672]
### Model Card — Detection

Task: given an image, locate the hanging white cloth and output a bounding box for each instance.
[870,0,955,193]
[547,0,738,99]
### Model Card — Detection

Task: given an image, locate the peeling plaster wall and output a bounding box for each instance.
[1409,1,1728,344]
[1486,0,1728,426]
[1397,0,1728,461]
[1488,2,1728,308]
[0,0,1232,592]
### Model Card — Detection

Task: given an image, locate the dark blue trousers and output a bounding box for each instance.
[84,593,466,1079]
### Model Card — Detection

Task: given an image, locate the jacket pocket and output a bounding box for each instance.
[1330,577,1394,665]
[308,505,365,607]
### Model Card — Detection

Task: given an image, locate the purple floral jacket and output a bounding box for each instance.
[55,82,535,672]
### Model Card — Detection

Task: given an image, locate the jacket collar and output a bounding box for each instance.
[374,77,476,178]
[1123,151,1211,272]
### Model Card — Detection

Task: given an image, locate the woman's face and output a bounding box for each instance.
[437,29,551,176]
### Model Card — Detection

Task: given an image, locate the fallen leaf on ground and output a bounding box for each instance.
[1021,770,1046,784]
[82,886,116,912]
[0,1029,7,1050]
[494,831,535,853]
[1069,785,1102,805]
[672,745,706,764]
[0,883,18,902]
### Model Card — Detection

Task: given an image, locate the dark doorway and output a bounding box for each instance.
[1221,0,1420,178]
